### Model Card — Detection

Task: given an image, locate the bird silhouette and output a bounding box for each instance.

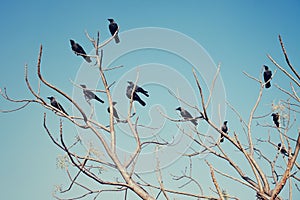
[128,81,149,97]
[80,84,104,104]
[263,65,272,88]
[278,143,289,156]
[176,107,198,126]
[47,96,68,116]
[220,121,228,142]
[70,39,91,63]
[108,18,120,43]
[271,113,279,127]
[126,81,147,106]
[107,102,120,122]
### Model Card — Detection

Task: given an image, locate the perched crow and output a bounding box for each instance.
[126,81,147,106]
[278,143,289,156]
[108,18,120,43]
[263,65,272,88]
[80,84,104,104]
[107,102,120,122]
[176,107,198,126]
[70,39,91,63]
[271,113,279,127]
[127,81,149,97]
[220,121,228,143]
[47,96,68,116]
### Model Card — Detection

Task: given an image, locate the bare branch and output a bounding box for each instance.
[275,84,300,102]
[192,68,208,120]
[205,63,221,109]
[267,54,300,87]
[0,101,30,113]
[36,45,88,122]
[271,132,300,199]
[155,146,170,200]
[206,161,224,200]
[278,35,300,80]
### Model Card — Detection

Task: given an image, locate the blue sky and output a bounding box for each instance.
[1,1,300,199]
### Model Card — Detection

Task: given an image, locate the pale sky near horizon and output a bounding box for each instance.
[0,1,299,199]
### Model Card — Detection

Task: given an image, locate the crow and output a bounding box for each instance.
[80,84,104,104]
[107,102,120,122]
[220,121,228,143]
[271,113,279,127]
[108,18,120,43]
[176,107,198,126]
[70,39,91,63]
[47,96,68,116]
[278,143,289,156]
[263,65,272,88]
[127,81,149,97]
[126,81,147,106]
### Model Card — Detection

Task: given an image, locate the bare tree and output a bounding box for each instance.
[1,28,299,200]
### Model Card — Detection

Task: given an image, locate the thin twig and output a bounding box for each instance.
[278,35,300,80]
[206,161,224,200]
[267,54,300,87]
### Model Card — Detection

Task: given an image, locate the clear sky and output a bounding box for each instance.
[0,1,299,199]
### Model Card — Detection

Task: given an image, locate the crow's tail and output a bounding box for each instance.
[83,55,92,63]
[137,98,146,106]
[114,34,120,43]
[95,95,104,103]
[191,119,198,126]
[141,90,149,97]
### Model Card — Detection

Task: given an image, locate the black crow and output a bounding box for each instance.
[176,107,198,126]
[107,102,120,122]
[108,18,120,43]
[263,65,272,88]
[47,96,68,116]
[220,121,228,143]
[127,81,149,97]
[70,39,91,63]
[271,113,279,127]
[80,84,104,104]
[278,143,289,156]
[126,81,147,106]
